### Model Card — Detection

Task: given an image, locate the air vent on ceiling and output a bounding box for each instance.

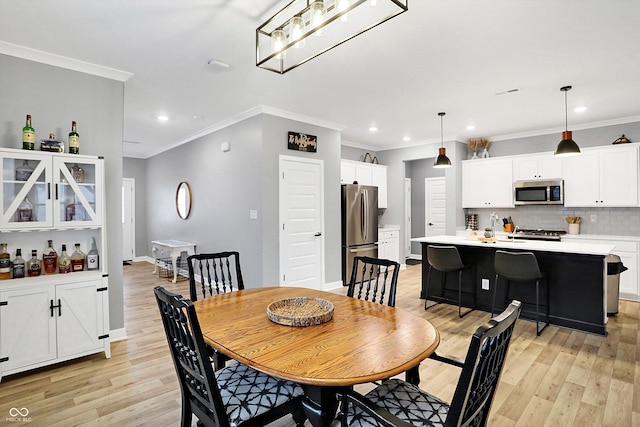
[495,88,521,96]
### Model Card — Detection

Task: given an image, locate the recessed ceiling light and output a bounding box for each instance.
[157,115,169,122]
[466,125,476,131]
[574,106,587,113]
[193,114,204,120]
[369,126,378,132]
[403,136,411,142]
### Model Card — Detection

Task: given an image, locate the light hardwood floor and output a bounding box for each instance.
[0,261,638,426]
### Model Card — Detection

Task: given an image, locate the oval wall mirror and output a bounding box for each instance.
[176,181,192,220]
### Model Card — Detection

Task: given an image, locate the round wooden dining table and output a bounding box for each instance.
[193,286,440,427]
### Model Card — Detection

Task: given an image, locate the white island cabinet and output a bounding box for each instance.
[0,147,109,382]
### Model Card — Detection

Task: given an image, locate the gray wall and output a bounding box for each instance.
[123,157,148,257]
[0,53,125,330]
[139,113,342,287]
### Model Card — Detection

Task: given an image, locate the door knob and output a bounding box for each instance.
[314,232,322,236]
[428,222,434,226]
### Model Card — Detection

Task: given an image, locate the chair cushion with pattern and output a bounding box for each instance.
[348,379,449,427]
[217,361,304,425]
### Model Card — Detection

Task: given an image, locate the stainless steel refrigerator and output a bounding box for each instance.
[341,184,378,285]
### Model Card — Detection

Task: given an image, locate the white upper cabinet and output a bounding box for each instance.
[462,158,514,208]
[513,153,563,181]
[563,144,639,207]
[0,149,103,229]
[341,160,388,209]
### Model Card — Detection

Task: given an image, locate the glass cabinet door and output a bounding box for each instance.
[1,152,54,228]
[53,158,102,227]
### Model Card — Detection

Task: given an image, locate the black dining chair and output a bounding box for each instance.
[336,300,522,427]
[154,286,307,427]
[187,252,245,370]
[187,251,244,301]
[348,256,400,307]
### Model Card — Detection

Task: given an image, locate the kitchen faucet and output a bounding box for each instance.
[490,212,500,237]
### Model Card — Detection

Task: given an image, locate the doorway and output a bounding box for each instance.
[278,156,325,290]
[122,178,135,262]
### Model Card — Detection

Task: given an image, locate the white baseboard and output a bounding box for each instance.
[109,327,128,342]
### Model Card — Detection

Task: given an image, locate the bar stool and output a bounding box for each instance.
[425,245,476,318]
[492,250,549,336]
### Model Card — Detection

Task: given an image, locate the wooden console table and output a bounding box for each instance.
[151,239,196,283]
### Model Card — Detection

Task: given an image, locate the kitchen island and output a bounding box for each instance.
[413,235,615,335]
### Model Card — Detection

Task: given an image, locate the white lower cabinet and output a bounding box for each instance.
[0,274,110,380]
[378,229,400,264]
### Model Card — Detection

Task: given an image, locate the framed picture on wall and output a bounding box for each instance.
[288,131,317,153]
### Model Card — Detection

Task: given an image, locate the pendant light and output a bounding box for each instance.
[434,112,452,168]
[554,85,581,157]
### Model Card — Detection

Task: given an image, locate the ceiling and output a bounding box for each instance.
[1,0,640,159]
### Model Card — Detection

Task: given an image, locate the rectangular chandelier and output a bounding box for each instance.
[256,0,408,74]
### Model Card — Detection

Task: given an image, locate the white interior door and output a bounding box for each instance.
[122,179,135,261]
[405,178,412,258]
[425,177,446,236]
[279,156,324,290]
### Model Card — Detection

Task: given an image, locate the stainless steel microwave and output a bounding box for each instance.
[514,179,564,205]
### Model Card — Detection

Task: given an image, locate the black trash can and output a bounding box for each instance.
[606,254,628,316]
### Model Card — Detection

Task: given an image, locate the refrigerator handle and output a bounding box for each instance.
[364,189,369,241]
[360,191,365,241]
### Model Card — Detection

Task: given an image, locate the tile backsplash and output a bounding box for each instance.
[466,206,640,236]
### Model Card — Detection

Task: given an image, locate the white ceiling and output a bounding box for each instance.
[2,0,640,159]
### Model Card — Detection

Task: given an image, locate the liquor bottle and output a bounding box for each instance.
[40,132,64,153]
[22,114,35,150]
[17,197,35,222]
[58,244,72,274]
[0,243,11,280]
[86,237,99,271]
[12,249,26,279]
[15,160,34,181]
[43,240,58,274]
[68,121,79,154]
[71,163,85,183]
[70,243,86,272]
[27,250,42,277]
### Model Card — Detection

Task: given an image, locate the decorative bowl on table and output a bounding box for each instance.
[267,297,334,327]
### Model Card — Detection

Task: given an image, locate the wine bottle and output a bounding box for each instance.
[12,249,26,279]
[22,114,35,150]
[70,243,86,272]
[0,243,11,280]
[87,237,99,271]
[58,244,71,274]
[27,250,42,277]
[43,240,58,274]
[68,121,79,154]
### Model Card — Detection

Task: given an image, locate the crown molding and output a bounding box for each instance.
[0,41,133,82]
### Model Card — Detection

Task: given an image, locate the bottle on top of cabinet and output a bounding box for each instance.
[70,243,86,272]
[42,240,58,274]
[0,243,11,280]
[58,244,71,274]
[27,250,42,277]
[22,114,35,150]
[12,249,26,279]
[68,121,79,154]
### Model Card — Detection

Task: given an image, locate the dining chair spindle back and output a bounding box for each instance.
[348,256,400,307]
[337,300,522,427]
[154,286,307,427]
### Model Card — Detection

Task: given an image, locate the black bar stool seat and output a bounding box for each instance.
[425,245,476,318]
[492,250,549,336]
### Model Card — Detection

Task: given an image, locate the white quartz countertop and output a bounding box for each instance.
[412,235,615,256]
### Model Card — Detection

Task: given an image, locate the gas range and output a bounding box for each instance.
[512,229,567,241]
